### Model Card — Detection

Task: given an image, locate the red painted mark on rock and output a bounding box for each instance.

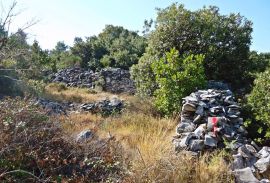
[212,117,218,136]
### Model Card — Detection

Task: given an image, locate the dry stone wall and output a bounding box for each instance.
[50,67,135,94]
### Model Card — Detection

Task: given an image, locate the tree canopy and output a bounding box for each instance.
[132,3,253,96]
[71,25,146,70]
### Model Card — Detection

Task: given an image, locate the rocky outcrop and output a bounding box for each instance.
[50,67,135,94]
[173,84,270,182]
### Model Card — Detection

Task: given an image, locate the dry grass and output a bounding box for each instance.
[0,98,127,182]
[44,82,128,103]
[100,112,233,183]
[47,85,234,182]
[59,111,233,182]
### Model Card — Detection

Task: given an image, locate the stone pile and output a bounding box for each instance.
[173,89,246,152]
[51,67,96,88]
[35,97,124,116]
[35,98,69,115]
[173,86,270,182]
[80,97,124,116]
[50,67,135,94]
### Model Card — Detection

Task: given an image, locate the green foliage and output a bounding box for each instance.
[248,51,270,77]
[71,25,146,70]
[130,53,157,96]
[136,3,253,90]
[152,48,206,115]
[247,68,270,139]
[24,79,46,97]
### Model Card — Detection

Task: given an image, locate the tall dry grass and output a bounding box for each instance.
[44,83,126,103]
[49,85,234,182]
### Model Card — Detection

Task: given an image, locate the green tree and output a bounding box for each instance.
[152,48,206,115]
[71,25,146,70]
[132,3,253,95]
[247,68,270,139]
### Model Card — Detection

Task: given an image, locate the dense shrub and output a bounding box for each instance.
[0,98,126,182]
[247,68,270,140]
[152,48,206,115]
[130,53,158,96]
[132,3,253,94]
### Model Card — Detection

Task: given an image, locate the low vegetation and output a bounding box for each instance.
[53,88,234,182]
[0,98,127,182]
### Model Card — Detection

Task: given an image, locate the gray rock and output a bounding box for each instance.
[177,122,196,134]
[189,139,204,151]
[258,147,270,158]
[194,124,206,138]
[232,153,245,170]
[260,179,270,183]
[233,167,259,183]
[182,103,196,112]
[50,67,135,94]
[245,144,259,157]
[179,133,195,148]
[254,156,270,173]
[238,145,254,159]
[109,97,122,107]
[76,130,93,142]
[204,134,217,147]
[193,115,202,124]
[195,106,204,115]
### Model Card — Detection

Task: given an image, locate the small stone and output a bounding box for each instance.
[76,130,93,142]
[233,167,259,183]
[260,179,270,183]
[189,139,204,152]
[194,124,206,138]
[109,97,122,107]
[179,133,195,148]
[204,134,217,147]
[238,145,253,159]
[254,156,270,173]
[176,122,196,134]
[245,144,259,157]
[195,106,204,115]
[258,147,270,158]
[193,115,202,124]
[182,103,196,112]
[232,153,245,170]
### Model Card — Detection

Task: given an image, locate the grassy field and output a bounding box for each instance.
[48,83,234,182]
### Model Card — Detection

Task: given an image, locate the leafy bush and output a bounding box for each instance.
[130,53,158,96]
[133,3,253,92]
[247,68,270,139]
[152,48,206,115]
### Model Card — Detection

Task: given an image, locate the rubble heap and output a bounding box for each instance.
[173,89,246,152]
[35,98,69,115]
[35,97,124,116]
[50,67,135,94]
[80,97,124,116]
[173,87,270,183]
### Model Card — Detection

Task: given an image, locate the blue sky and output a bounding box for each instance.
[4,0,270,52]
